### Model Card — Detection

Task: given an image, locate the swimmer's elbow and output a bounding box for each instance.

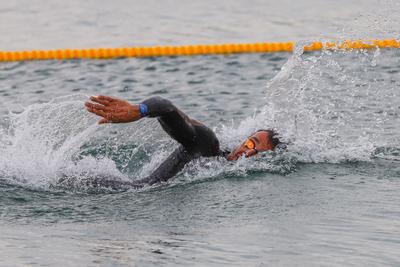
[142,96,176,117]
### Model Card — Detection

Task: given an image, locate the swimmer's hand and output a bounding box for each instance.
[85,95,141,124]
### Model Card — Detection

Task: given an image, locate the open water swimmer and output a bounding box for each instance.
[84,95,282,189]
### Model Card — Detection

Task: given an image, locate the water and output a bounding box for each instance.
[1,0,400,266]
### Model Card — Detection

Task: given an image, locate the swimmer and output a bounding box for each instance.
[84,95,281,189]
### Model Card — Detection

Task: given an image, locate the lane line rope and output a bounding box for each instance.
[0,39,399,62]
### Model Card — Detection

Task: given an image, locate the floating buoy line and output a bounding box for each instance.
[0,39,399,62]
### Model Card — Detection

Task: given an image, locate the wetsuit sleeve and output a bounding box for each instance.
[141,96,198,149]
[83,146,194,191]
[135,146,194,186]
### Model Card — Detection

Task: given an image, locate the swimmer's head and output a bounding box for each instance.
[226,129,280,161]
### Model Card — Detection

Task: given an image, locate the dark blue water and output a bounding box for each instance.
[1,0,400,266]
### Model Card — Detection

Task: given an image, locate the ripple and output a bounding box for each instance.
[144,66,157,72]
[165,68,180,72]
[187,79,205,84]
[122,78,137,83]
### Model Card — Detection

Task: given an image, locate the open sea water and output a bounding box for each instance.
[1,0,400,266]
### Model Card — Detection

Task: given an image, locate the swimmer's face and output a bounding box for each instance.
[226,130,275,161]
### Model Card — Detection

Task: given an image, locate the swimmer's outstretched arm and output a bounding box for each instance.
[85,95,200,148]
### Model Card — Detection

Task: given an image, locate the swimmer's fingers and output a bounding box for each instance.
[98,95,116,101]
[85,102,110,111]
[98,118,110,124]
[86,107,133,124]
[97,95,117,103]
[90,95,115,106]
[85,104,113,119]
[86,106,109,118]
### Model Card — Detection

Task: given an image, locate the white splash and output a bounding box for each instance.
[219,42,398,166]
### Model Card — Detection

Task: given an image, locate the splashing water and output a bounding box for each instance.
[219,43,399,163]
[0,95,110,187]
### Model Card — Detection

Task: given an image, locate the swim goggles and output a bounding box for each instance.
[244,138,258,153]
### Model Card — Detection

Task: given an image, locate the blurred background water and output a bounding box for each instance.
[0,0,400,266]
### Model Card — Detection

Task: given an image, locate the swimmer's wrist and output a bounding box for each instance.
[139,103,149,117]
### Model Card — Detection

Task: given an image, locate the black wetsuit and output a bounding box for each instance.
[93,96,223,190]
